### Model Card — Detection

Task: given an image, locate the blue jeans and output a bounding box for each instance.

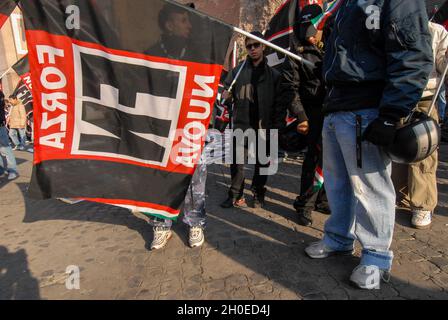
[438,86,446,122]
[0,127,18,174]
[322,109,395,271]
[9,128,26,148]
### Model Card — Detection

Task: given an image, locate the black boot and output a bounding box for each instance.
[294,196,313,226]
[297,209,313,227]
[220,197,235,208]
[253,187,266,208]
[315,202,331,215]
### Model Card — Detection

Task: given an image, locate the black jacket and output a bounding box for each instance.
[323,0,433,121]
[280,42,326,123]
[224,57,284,131]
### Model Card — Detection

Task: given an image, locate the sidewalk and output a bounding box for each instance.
[1,146,448,300]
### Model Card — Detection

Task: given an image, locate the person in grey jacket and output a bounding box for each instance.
[305,0,433,289]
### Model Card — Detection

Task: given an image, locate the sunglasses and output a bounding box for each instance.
[246,42,261,50]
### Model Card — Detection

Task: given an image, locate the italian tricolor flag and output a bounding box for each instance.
[311,166,324,193]
[311,0,344,30]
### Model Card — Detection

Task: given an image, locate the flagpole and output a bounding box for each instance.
[232,26,315,68]
[164,0,315,68]
[0,66,13,81]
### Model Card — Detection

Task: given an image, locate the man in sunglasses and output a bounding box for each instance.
[220,31,284,209]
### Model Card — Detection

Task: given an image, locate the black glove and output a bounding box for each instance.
[362,116,397,147]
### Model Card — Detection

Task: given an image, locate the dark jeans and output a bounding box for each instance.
[228,135,269,199]
[295,114,328,213]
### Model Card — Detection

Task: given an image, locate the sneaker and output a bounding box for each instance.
[18,146,26,151]
[305,240,354,259]
[189,226,205,248]
[12,146,18,151]
[220,197,247,209]
[411,210,432,229]
[27,148,34,153]
[349,265,390,290]
[150,226,172,250]
[7,172,18,181]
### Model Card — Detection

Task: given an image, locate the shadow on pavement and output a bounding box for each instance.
[15,158,448,299]
[0,246,41,300]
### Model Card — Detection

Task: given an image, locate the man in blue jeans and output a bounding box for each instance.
[305,0,433,289]
[0,91,19,180]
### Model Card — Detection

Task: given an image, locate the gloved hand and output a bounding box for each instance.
[362,116,397,147]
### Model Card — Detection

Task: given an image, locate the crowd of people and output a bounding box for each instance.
[1,0,445,290]
[0,90,34,181]
[141,0,445,290]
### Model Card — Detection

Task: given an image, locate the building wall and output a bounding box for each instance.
[0,7,26,96]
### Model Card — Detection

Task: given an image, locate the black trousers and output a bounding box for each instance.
[228,134,269,200]
[295,113,328,213]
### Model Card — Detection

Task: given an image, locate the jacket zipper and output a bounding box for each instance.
[324,0,350,85]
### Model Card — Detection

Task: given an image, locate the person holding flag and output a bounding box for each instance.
[279,3,330,227]
[304,0,433,289]
[145,2,214,251]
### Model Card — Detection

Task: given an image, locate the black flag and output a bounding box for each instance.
[21,0,233,220]
[264,0,323,68]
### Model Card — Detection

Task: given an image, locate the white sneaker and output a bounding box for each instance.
[411,210,432,229]
[305,240,353,259]
[188,226,205,248]
[349,265,390,290]
[150,227,172,250]
[7,172,18,181]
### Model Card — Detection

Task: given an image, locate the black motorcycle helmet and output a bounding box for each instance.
[386,112,440,164]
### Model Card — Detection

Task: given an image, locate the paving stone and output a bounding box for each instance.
[3,146,448,300]
[250,283,274,296]
[204,279,225,292]
[183,284,203,299]
[229,287,254,300]
[430,257,448,269]
[225,274,248,290]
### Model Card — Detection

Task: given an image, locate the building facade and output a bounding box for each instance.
[0,7,27,96]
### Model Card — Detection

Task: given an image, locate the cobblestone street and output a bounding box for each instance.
[1,144,448,300]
